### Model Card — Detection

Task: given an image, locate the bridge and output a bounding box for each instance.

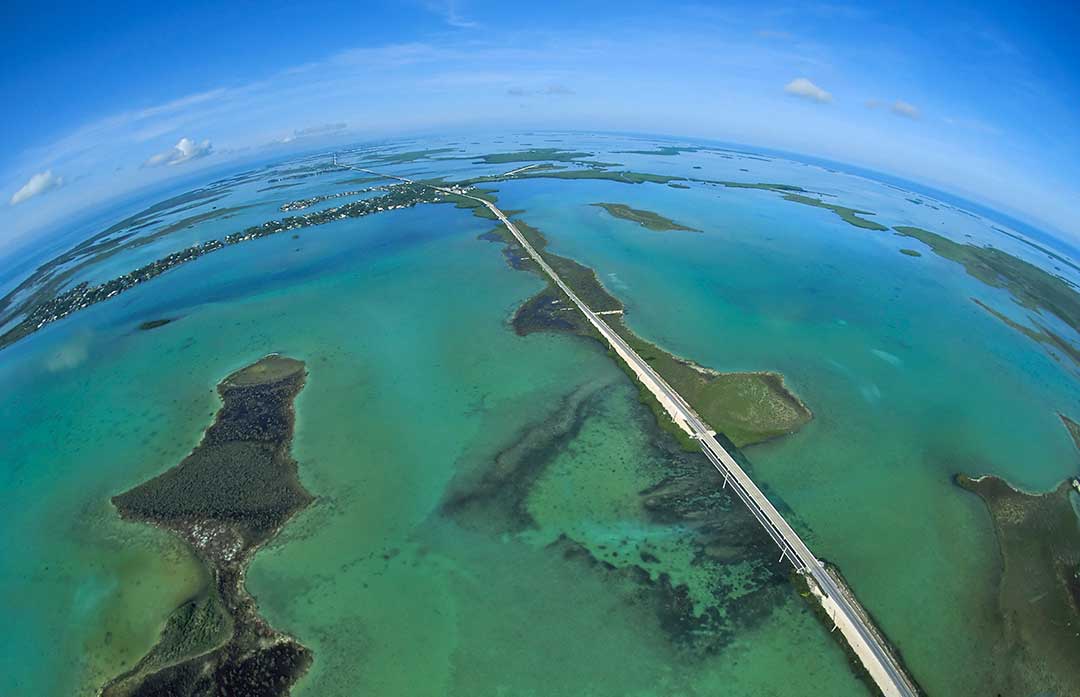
[339,157,920,697]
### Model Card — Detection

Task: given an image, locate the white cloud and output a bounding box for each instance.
[143,137,213,167]
[784,77,832,103]
[10,170,63,205]
[867,99,921,119]
[424,1,477,29]
[890,100,920,119]
[2,23,1075,248]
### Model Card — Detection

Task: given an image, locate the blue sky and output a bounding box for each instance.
[2,0,1078,253]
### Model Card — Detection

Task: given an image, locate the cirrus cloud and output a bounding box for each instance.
[10,170,63,205]
[784,77,832,103]
[867,98,922,119]
[143,137,213,167]
[890,100,920,119]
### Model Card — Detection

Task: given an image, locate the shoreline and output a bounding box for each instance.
[466,188,923,697]
[101,354,314,697]
[473,205,813,449]
[953,462,1080,695]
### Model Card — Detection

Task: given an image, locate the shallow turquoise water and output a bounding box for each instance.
[0,196,863,696]
[2,133,1078,696]
[487,172,1080,696]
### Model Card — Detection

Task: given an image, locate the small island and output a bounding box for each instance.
[895,225,1080,368]
[137,318,176,331]
[591,202,701,232]
[102,355,313,697]
[0,182,447,352]
[478,209,810,449]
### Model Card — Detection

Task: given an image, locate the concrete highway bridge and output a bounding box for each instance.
[341,157,920,697]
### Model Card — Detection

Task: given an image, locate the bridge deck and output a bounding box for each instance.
[344,159,919,697]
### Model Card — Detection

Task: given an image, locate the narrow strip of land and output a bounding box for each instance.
[345,158,919,697]
[501,163,545,177]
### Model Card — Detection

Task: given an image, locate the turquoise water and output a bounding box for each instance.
[0,199,862,696]
[2,133,1078,696]
[487,172,1080,695]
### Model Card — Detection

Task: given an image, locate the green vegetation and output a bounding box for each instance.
[333,174,385,186]
[895,226,1080,348]
[456,167,681,186]
[475,148,595,164]
[712,181,807,193]
[113,355,311,541]
[441,367,801,661]
[264,163,346,183]
[613,352,700,452]
[148,590,231,668]
[137,318,176,331]
[466,198,812,450]
[668,182,690,189]
[0,203,252,328]
[781,193,888,231]
[440,189,519,222]
[899,248,922,257]
[699,179,889,230]
[608,319,812,447]
[517,169,685,185]
[1,184,446,352]
[792,565,926,696]
[366,147,457,164]
[104,355,313,697]
[992,226,1080,274]
[256,182,303,192]
[506,163,566,174]
[456,167,891,242]
[971,299,1080,366]
[614,145,700,156]
[956,471,1080,695]
[705,180,891,232]
[789,571,883,694]
[103,589,232,697]
[511,219,623,313]
[591,202,701,232]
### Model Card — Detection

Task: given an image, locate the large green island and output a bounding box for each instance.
[102,355,313,697]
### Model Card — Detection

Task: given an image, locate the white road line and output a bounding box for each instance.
[338,158,919,697]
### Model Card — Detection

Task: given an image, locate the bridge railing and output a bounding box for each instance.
[699,444,808,572]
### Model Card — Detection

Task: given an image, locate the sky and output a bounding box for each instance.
[1,0,1078,255]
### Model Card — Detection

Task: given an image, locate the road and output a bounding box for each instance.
[341,159,919,697]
